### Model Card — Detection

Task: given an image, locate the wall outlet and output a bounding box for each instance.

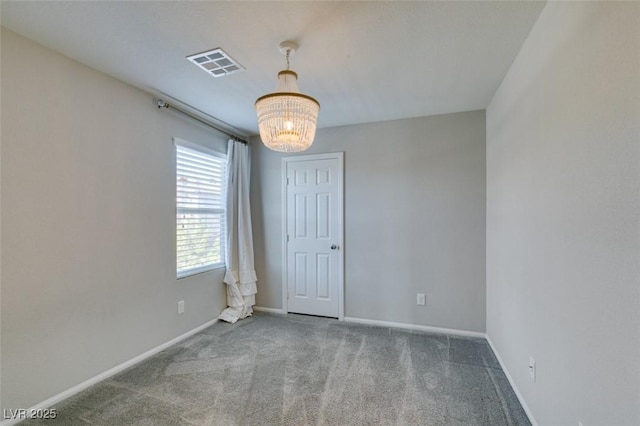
[177,300,185,314]
[416,293,426,306]
[529,356,536,382]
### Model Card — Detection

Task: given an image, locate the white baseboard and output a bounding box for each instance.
[486,335,538,426]
[343,316,486,338]
[253,306,285,314]
[0,319,218,426]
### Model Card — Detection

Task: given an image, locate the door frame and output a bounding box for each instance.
[281,152,344,320]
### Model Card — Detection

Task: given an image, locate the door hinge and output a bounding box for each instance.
[287,234,290,242]
[286,177,290,185]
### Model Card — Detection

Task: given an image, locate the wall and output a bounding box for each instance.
[1,28,228,411]
[252,111,486,332]
[0,25,3,412]
[486,2,640,425]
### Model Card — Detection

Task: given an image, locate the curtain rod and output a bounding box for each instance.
[155,98,248,144]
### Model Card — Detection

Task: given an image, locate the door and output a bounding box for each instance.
[283,153,343,318]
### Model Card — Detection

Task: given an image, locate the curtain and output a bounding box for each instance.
[218,139,258,323]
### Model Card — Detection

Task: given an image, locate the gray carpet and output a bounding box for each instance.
[22,312,530,425]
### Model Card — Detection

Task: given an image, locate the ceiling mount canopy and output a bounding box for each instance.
[255,41,320,153]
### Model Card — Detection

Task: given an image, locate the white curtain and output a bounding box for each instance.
[218,139,258,323]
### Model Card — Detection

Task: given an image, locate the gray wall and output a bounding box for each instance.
[1,29,228,411]
[252,111,486,332]
[486,2,640,425]
[0,27,3,412]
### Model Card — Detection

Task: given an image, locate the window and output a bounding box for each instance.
[175,138,226,278]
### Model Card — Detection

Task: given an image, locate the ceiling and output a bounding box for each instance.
[1,1,546,136]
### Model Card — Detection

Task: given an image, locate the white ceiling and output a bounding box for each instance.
[1,1,546,136]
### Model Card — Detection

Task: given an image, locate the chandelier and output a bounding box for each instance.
[255,41,320,152]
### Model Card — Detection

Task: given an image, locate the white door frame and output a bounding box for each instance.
[282,152,344,320]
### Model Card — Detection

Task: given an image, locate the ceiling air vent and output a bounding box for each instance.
[187,48,244,78]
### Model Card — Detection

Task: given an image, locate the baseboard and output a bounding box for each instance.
[343,316,486,338]
[253,306,285,314]
[486,335,538,426]
[0,318,218,426]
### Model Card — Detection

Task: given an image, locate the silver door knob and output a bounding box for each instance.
[331,244,338,250]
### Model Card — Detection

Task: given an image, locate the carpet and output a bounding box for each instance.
[21,312,530,425]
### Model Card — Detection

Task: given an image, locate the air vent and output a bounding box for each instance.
[187,48,244,78]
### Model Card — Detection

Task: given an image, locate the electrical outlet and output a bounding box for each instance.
[529,357,536,382]
[416,293,426,306]
[177,300,185,314]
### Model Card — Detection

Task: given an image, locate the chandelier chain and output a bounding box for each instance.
[286,49,290,70]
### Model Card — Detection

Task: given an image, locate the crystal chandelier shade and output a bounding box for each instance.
[255,43,320,153]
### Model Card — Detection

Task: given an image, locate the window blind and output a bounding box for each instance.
[175,141,226,278]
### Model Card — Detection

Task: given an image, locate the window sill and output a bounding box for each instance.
[177,264,225,280]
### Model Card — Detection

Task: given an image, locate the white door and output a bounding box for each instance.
[283,153,343,318]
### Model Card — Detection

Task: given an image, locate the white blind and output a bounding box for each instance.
[175,141,226,278]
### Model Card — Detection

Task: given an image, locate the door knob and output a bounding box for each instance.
[331,244,338,250]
